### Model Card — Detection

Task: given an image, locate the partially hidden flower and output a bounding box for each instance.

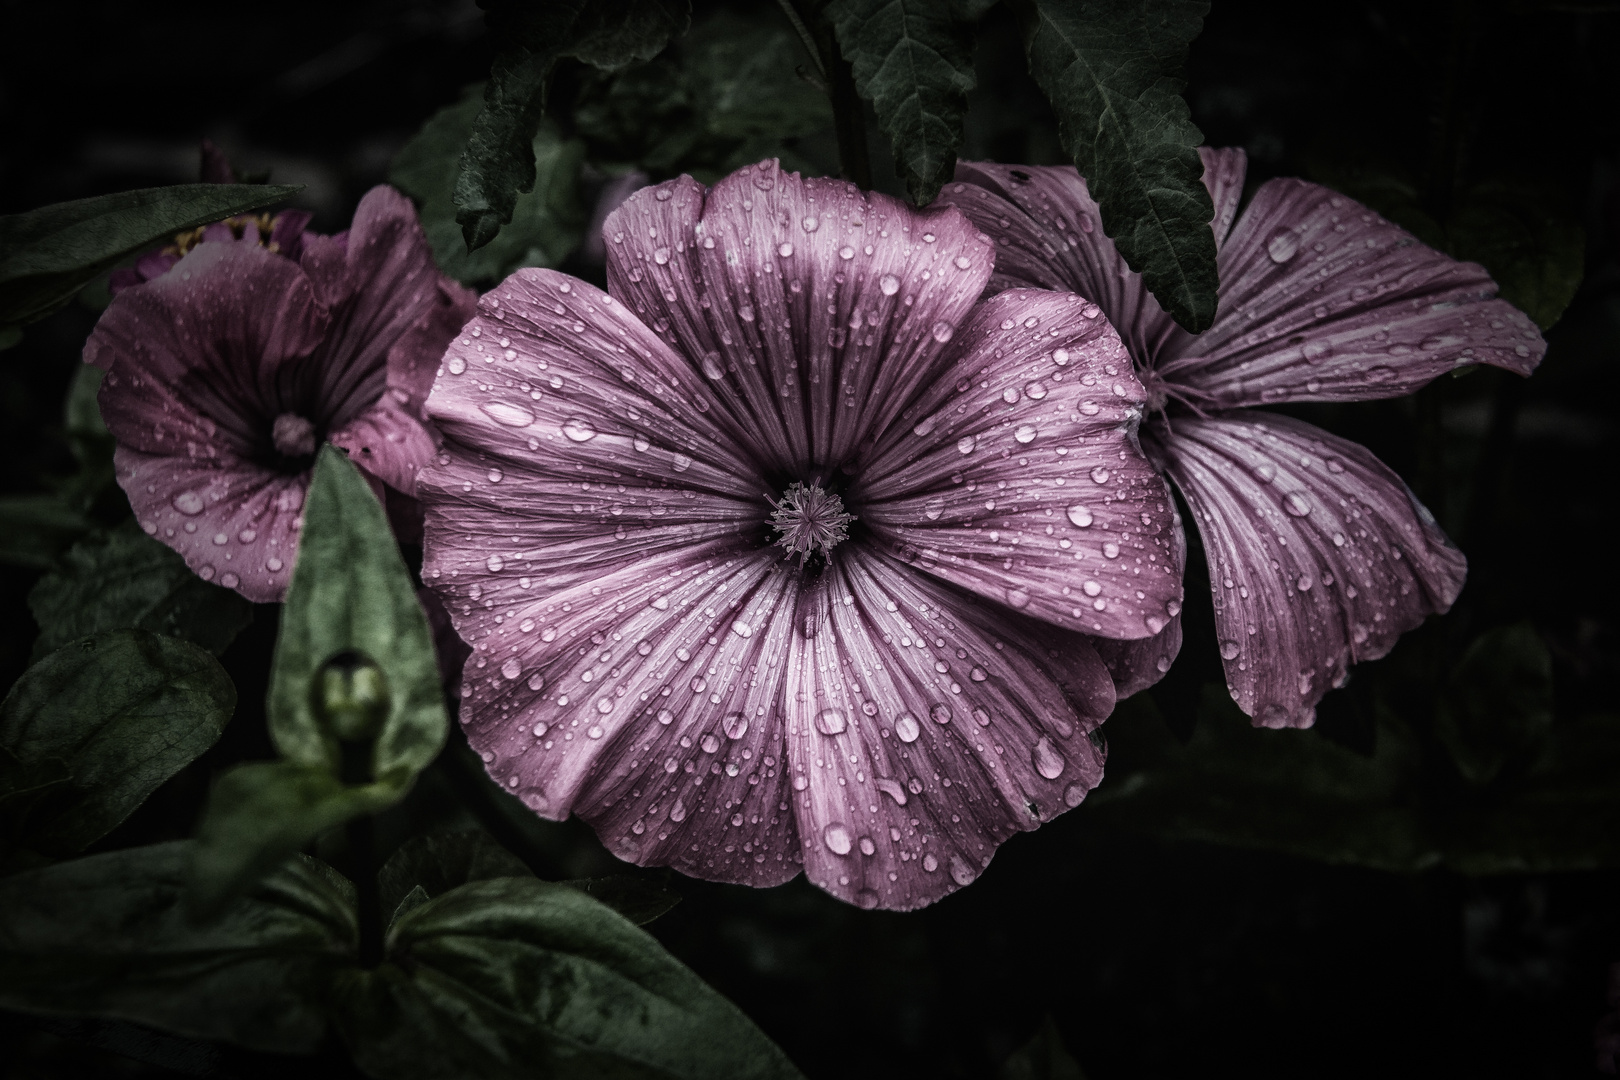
[417,159,1184,909]
[940,150,1547,727]
[87,185,477,602]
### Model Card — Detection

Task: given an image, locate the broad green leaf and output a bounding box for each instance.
[0,184,301,328]
[1016,0,1217,332]
[559,876,681,927]
[377,829,534,918]
[829,0,982,205]
[999,1016,1087,1080]
[268,446,446,782]
[683,14,834,146]
[190,761,400,916]
[0,841,353,1054]
[455,0,692,250]
[0,630,235,858]
[1435,623,1554,786]
[29,520,254,662]
[0,494,95,569]
[391,88,586,287]
[330,877,804,1080]
[1446,179,1585,330]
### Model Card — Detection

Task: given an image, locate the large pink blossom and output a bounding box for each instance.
[418,160,1185,909]
[86,186,476,601]
[940,149,1547,727]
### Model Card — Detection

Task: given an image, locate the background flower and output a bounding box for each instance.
[941,149,1546,727]
[418,160,1183,909]
[87,185,476,602]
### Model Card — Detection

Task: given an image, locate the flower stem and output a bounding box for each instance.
[781,0,872,189]
[340,740,384,968]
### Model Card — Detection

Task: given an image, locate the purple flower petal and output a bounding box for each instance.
[328,396,440,497]
[1090,517,1187,697]
[787,548,1110,909]
[387,277,479,412]
[855,288,1184,638]
[113,446,306,602]
[1161,179,1546,406]
[604,161,994,475]
[305,186,446,428]
[1153,411,1466,728]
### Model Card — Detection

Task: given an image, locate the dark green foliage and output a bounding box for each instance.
[0,183,301,337]
[0,843,355,1054]
[1435,623,1554,785]
[999,1016,1086,1080]
[0,495,97,569]
[29,520,254,661]
[377,829,535,917]
[1015,0,1217,332]
[330,877,804,1080]
[0,631,234,863]
[391,87,586,287]
[828,0,987,205]
[455,1,692,250]
[559,875,682,926]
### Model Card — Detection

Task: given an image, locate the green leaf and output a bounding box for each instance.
[455,0,692,250]
[390,87,587,287]
[331,877,804,1080]
[189,761,400,916]
[377,829,534,918]
[999,1016,1087,1080]
[0,630,235,859]
[0,494,95,569]
[1016,0,1217,331]
[683,14,834,146]
[829,0,981,205]
[1446,179,1585,330]
[0,184,302,328]
[268,446,446,782]
[29,521,254,662]
[558,876,681,926]
[1435,623,1554,786]
[0,841,354,1054]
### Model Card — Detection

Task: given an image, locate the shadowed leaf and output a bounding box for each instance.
[1015,0,1216,331]
[999,1016,1086,1080]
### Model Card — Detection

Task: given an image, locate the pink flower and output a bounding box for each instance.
[940,150,1547,727]
[417,160,1184,909]
[87,186,477,602]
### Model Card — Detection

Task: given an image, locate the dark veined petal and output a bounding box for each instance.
[1162,178,1546,406]
[88,243,329,459]
[328,396,440,498]
[112,446,307,603]
[786,548,1111,910]
[604,160,994,476]
[387,276,479,413]
[307,185,449,428]
[855,289,1183,640]
[419,268,772,596]
[1154,412,1466,728]
[940,148,1244,363]
[1089,514,1188,698]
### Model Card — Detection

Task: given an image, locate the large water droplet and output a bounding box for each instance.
[929,703,952,725]
[723,713,749,740]
[1266,229,1300,263]
[1220,640,1240,660]
[924,497,944,520]
[880,274,900,296]
[481,402,534,428]
[931,321,954,343]
[562,417,597,442]
[948,854,976,886]
[956,435,976,454]
[486,554,504,572]
[700,732,720,753]
[815,708,847,736]
[172,491,205,515]
[1090,466,1110,485]
[894,714,920,743]
[823,823,853,856]
[671,452,693,472]
[1283,492,1312,517]
[701,354,726,380]
[1033,736,1065,779]
[1014,424,1038,444]
[501,658,522,680]
[1066,505,1094,527]
[875,778,907,805]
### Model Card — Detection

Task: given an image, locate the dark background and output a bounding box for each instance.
[2,1,1618,1077]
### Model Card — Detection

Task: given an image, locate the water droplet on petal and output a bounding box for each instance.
[173,492,205,515]
[815,708,847,736]
[701,354,726,379]
[562,417,597,442]
[949,855,976,886]
[1066,505,1094,527]
[723,713,749,740]
[481,402,534,427]
[1284,492,1312,517]
[876,778,907,805]
[880,274,900,296]
[501,658,521,680]
[931,321,954,344]
[778,241,794,257]
[929,703,952,725]
[894,714,921,743]
[1090,467,1110,484]
[823,823,853,855]
[924,497,944,520]
[956,435,976,454]
[486,554,504,572]
[1267,229,1300,263]
[446,356,467,375]
[1033,736,1065,779]
[1014,424,1038,444]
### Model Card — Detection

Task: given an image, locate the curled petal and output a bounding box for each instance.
[328,396,440,498]
[443,543,803,889]
[856,289,1183,639]
[1155,412,1466,728]
[114,446,306,603]
[388,277,479,411]
[787,549,1111,910]
[604,160,994,475]
[1164,179,1547,406]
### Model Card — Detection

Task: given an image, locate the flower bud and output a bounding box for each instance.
[310,650,390,744]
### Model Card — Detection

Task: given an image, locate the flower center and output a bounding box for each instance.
[769,483,855,566]
[272,412,317,458]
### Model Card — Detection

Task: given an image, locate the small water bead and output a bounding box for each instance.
[1052,348,1070,366]
[839,246,855,260]
[1297,574,1314,591]
[520,619,535,632]
[1003,387,1020,405]
[929,703,951,725]
[504,348,517,361]
[931,321,954,344]
[815,708,847,736]
[880,273,900,295]
[1090,466,1110,484]
[1255,462,1276,483]
[802,216,819,232]
[1025,381,1047,400]
[213,532,228,546]
[238,528,256,543]
[487,468,503,483]
[922,232,937,243]
[823,823,853,855]
[1032,736,1066,779]
[1066,505,1094,527]
[924,497,945,520]
[1283,492,1312,517]
[949,855,976,886]
[923,853,939,872]
[655,187,673,201]
[894,714,921,743]
[657,709,675,725]
[876,778,908,805]
[173,491,205,515]
[1267,229,1301,263]
[672,452,693,472]
[1302,341,1332,363]
[446,356,467,375]
[701,354,726,379]
[532,721,548,738]
[1102,542,1120,559]
[956,435,976,454]
[700,733,720,753]
[953,256,971,269]
[1014,424,1038,444]
[501,658,522,680]
[267,557,284,572]
[1082,580,1102,597]
[220,572,239,589]
[859,836,877,856]
[653,247,670,265]
[778,241,794,257]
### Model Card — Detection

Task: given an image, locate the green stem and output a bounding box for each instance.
[782,0,872,189]
[340,740,384,968]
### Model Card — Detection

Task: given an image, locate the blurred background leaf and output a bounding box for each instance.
[998,1016,1086,1080]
